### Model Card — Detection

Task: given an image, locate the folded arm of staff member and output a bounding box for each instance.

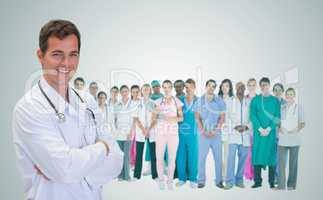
[82,90,124,188]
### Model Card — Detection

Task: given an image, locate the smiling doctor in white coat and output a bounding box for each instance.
[12,19,123,200]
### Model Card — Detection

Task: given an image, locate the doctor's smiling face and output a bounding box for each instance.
[205,80,216,96]
[162,80,173,97]
[120,86,129,101]
[247,79,257,95]
[37,20,81,91]
[141,84,151,98]
[185,80,195,96]
[285,88,296,104]
[259,77,271,96]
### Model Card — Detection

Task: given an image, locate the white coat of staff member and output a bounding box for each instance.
[12,19,123,200]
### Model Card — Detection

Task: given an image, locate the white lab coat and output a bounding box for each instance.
[279,102,305,146]
[222,96,234,142]
[13,77,123,200]
[226,96,251,146]
[133,98,156,142]
[113,99,138,141]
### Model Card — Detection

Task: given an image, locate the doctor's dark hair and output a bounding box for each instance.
[120,85,129,91]
[110,86,119,92]
[97,91,107,99]
[39,19,81,54]
[218,79,234,97]
[205,79,216,87]
[285,88,296,95]
[273,83,284,92]
[162,80,173,87]
[131,85,140,91]
[74,77,85,85]
[185,78,196,87]
[89,81,98,88]
[174,80,185,86]
[259,77,271,85]
[130,85,140,99]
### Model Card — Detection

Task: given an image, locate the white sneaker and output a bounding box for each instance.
[176,181,186,187]
[143,163,151,176]
[158,180,165,190]
[167,180,174,190]
[132,178,139,182]
[143,169,151,176]
[190,182,198,189]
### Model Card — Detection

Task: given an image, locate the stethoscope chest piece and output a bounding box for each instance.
[57,112,66,123]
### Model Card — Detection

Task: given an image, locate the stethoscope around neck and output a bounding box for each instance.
[38,80,96,124]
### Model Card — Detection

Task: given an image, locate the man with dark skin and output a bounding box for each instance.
[174,80,185,99]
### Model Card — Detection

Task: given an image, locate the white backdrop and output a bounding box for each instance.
[0,0,322,200]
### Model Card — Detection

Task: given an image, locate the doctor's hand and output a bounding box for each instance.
[126,132,133,140]
[144,128,150,138]
[258,128,267,136]
[34,165,50,181]
[199,128,208,137]
[166,116,178,123]
[207,129,217,137]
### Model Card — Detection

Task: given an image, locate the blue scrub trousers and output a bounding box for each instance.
[225,143,248,185]
[176,135,198,182]
[198,133,223,185]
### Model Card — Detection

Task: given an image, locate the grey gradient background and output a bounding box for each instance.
[0,0,322,199]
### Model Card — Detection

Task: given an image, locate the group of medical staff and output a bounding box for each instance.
[73,76,306,191]
[13,20,306,200]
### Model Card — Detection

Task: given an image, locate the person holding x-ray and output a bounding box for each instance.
[12,19,123,200]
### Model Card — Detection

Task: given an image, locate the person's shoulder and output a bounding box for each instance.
[226,96,234,103]
[154,97,162,105]
[78,90,95,102]
[174,97,183,108]
[270,95,281,104]
[13,85,50,124]
[195,95,202,101]
[251,94,261,102]
[14,85,43,113]
[213,95,225,108]
[130,99,140,108]
[76,89,98,108]
[148,98,156,106]
[195,95,205,104]
[174,96,183,105]
[147,99,156,110]
[113,100,123,109]
[215,95,224,103]
[179,95,185,102]
[227,95,234,100]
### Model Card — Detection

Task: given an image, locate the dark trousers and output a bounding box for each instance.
[134,140,158,179]
[253,165,276,185]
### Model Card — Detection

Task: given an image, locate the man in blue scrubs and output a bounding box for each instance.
[176,79,199,188]
[193,79,226,189]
